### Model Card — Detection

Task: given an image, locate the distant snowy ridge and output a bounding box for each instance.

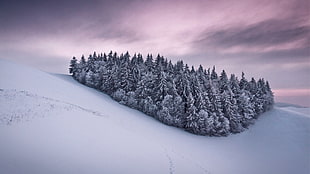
[275,102,307,108]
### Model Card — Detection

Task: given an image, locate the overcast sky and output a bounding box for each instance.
[0,0,309,106]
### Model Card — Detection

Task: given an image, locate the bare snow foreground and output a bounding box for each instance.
[0,59,309,174]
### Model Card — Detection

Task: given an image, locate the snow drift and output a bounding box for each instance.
[0,59,309,174]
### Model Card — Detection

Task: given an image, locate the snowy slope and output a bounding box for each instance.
[0,59,309,174]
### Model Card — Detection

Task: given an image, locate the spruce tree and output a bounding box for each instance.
[69,56,77,76]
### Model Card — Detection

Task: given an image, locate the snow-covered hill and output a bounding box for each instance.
[0,59,309,174]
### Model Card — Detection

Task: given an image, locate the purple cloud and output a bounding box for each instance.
[197,19,309,49]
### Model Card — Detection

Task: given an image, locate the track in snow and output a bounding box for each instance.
[0,89,106,125]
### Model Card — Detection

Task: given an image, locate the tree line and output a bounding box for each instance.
[69,51,274,136]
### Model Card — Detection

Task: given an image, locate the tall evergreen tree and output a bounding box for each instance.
[69,56,77,76]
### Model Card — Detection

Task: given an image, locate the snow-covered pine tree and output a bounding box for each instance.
[135,72,156,111]
[221,90,243,133]
[145,54,154,72]
[117,54,130,92]
[211,66,218,80]
[69,57,77,75]
[153,69,168,103]
[184,91,200,134]
[157,95,174,125]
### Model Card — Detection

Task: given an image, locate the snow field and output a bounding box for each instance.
[0,59,309,174]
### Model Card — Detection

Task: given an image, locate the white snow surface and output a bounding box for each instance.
[0,59,309,174]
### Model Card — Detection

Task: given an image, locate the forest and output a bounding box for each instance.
[69,51,274,136]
